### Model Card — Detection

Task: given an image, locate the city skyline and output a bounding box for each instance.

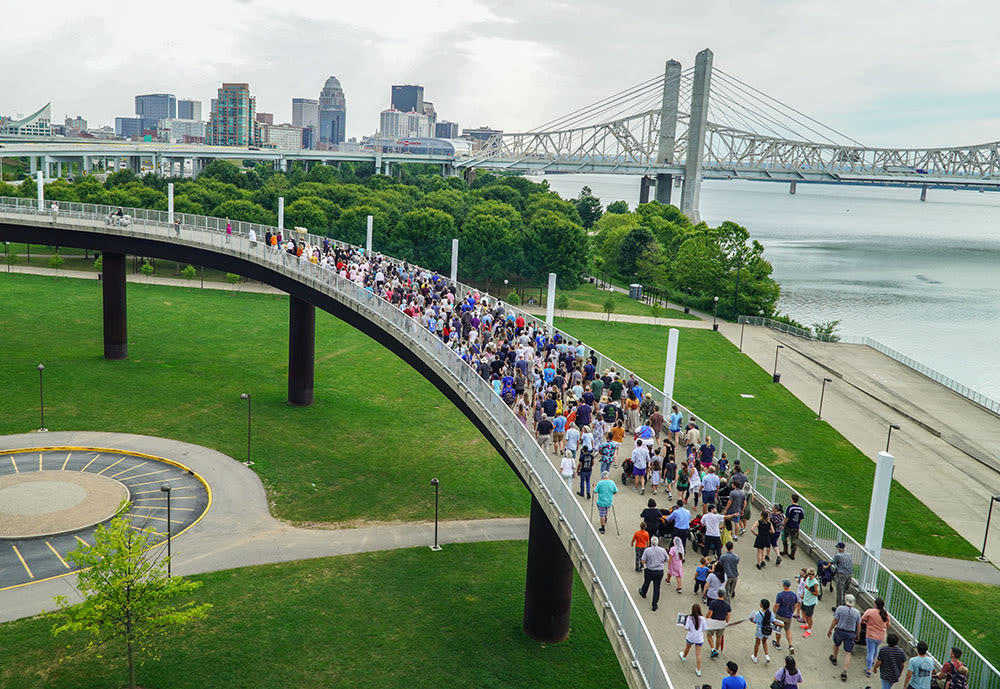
[5,0,1000,148]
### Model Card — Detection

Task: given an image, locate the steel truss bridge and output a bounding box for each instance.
[459,49,1000,220]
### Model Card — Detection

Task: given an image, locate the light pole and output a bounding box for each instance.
[712,295,719,331]
[160,484,172,577]
[886,423,900,453]
[429,478,442,551]
[240,393,253,466]
[978,496,1000,561]
[772,345,784,383]
[817,377,833,420]
[37,363,47,432]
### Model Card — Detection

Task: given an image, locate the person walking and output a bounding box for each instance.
[702,503,726,559]
[773,578,798,654]
[225,217,232,243]
[667,536,685,594]
[872,633,908,689]
[723,482,747,539]
[576,444,594,498]
[751,510,774,569]
[631,438,650,494]
[668,404,684,447]
[667,498,692,544]
[861,598,892,678]
[559,450,575,490]
[593,471,618,534]
[679,603,706,677]
[832,542,853,610]
[598,432,617,474]
[773,656,804,688]
[631,522,650,572]
[706,587,731,659]
[935,647,966,689]
[750,598,774,664]
[721,661,747,689]
[827,593,861,682]
[799,567,820,638]
[535,414,554,453]
[638,535,668,611]
[782,493,805,560]
[903,641,935,689]
[701,466,720,514]
[719,541,740,601]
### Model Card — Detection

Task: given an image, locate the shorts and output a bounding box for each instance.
[702,491,716,505]
[801,603,816,618]
[707,627,724,638]
[632,467,646,477]
[553,432,565,442]
[598,505,609,518]
[776,615,791,633]
[686,641,704,646]
[833,629,856,652]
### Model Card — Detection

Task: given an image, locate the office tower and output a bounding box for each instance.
[435,121,459,138]
[292,97,319,149]
[135,93,176,120]
[206,83,258,146]
[380,109,433,139]
[318,77,347,146]
[178,99,202,121]
[256,112,274,125]
[391,85,423,113]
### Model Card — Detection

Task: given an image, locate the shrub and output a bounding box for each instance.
[181,265,197,281]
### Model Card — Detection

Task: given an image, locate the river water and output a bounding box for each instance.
[542,174,1000,400]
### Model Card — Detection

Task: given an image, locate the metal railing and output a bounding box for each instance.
[0,197,673,689]
[739,315,1000,415]
[3,196,998,687]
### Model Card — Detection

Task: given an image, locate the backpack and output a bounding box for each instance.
[579,450,594,473]
[760,610,773,636]
[949,662,968,689]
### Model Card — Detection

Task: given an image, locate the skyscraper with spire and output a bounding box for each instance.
[318,76,346,147]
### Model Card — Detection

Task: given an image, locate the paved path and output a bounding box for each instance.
[523,305,712,329]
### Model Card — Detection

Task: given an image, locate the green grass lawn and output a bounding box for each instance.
[0,273,523,524]
[898,572,999,666]
[557,282,698,320]
[0,541,627,689]
[553,317,980,560]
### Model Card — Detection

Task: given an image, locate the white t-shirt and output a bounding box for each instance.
[560,457,575,477]
[684,615,706,644]
[702,512,726,538]
[565,428,580,450]
[631,445,649,470]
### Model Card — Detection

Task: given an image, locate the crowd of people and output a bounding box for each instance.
[256,239,964,689]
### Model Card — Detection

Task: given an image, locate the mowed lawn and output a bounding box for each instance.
[553,317,979,560]
[0,541,628,689]
[555,282,698,320]
[0,273,525,524]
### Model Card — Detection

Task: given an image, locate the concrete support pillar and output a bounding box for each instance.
[366,214,373,254]
[83,156,92,176]
[639,175,653,204]
[29,156,38,174]
[920,184,928,202]
[287,297,315,406]
[522,496,573,643]
[42,156,51,180]
[450,238,458,283]
[278,197,285,231]
[167,182,174,224]
[463,167,476,186]
[680,48,714,223]
[36,171,44,210]
[56,162,63,178]
[545,272,557,328]
[789,181,797,195]
[656,58,683,206]
[662,327,679,409]
[102,252,128,360]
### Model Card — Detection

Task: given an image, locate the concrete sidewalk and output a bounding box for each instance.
[523,304,712,329]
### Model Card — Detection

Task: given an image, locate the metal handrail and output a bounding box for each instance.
[3,196,998,687]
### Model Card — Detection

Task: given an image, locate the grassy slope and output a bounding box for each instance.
[0,541,628,689]
[0,273,523,524]
[557,282,698,320]
[554,317,979,560]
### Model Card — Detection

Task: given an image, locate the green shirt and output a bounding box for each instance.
[802,576,820,606]
[593,479,618,507]
[609,380,624,401]
[590,379,604,399]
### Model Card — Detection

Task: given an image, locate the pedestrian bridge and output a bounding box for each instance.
[0,197,995,689]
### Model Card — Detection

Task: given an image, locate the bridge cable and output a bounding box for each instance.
[528,74,665,132]
[711,74,836,144]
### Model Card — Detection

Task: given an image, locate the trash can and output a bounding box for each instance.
[772,373,781,384]
[628,283,642,300]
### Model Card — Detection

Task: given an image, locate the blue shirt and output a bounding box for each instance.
[669,412,683,431]
[775,590,798,618]
[553,415,567,432]
[702,473,720,493]
[695,565,710,581]
[593,479,618,507]
[671,507,691,530]
[721,676,747,689]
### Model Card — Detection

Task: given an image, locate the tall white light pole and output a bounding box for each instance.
[450,238,458,282]
[366,214,373,254]
[545,272,556,327]
[36,171,44,210]
[167,182,174,224]
[860,450,894,590]
[662,327,679,409]
[278,197,285,233]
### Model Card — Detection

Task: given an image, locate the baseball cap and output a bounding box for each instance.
[836,542,846,549]
[782,579,792,587]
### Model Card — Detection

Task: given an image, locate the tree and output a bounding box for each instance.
[458,212,521,291]
[573,186,603,228]
[93,254,103,273]
[524,211,589,288]
[617,227,659,276]
[671,234,726,294]
[48,252,64,275]
[181,265,197,281]
[812,319,841,342]
[603,296,616,321]
[212,200,276,226]
[226,273,241,290]
[555,293,570,315]
[606,200,629,214]
[284,198,328,232]
[140,261,154,282]
[199,160,244,187]
[51,509,211,689]
[391,208,455,272]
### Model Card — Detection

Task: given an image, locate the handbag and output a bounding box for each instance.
[769,669,786,689]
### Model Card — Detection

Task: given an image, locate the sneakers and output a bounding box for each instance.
[679,651,687,662]
[599,526,606,534]
[750,655,758,664]
[799,623,810,629]
[775,556,782,565]
[638,587,646,599]
[802,630,812,638]
[765,654,771,663]
[772,640,781,650]
[829,655,838,665]
[710,649,719,659]
[788,645,794,655]
[865,669,872,678]
[695,669,701,677]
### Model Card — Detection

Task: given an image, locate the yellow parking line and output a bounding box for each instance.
[131,505,195,511]
[112,461,147,478]
[135,515,185,525]
[80,454,101,472]
[61,452,72,470]
[124,468,169,480]
[130,477,186,487]
[74,535,89,547]
[45,542,70,569]
[133,487,192,495]
[128,525,162,536]
[10,455,18,473]
[98,457,128,475]
[136,495,199,500]
[11,545,33,578]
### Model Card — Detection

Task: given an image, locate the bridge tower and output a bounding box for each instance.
[655,59,683,205]
[680,48,713,223]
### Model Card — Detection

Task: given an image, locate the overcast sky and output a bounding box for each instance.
[5,0,1000,148]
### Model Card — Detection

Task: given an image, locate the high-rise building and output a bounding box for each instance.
[159,118,207,143]
[463,126,502,143]
[135,93,176,120]
[260,123,303,151]
[391,85,423,113]
[435,121,459,138]
[64,115,88,131]
[379,109,433,139]
[292,97,319,149]
[115,116,158,139]
[256,112,274,125]
[178,99,202,121]
[318,77,347,146]
[206,83,258,147]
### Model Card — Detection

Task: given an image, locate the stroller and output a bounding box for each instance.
[620,457,634,485]
[106,212,131,227]
[816,560,837,599]
[689,514,707,554]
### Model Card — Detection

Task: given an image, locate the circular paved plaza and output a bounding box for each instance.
[0,448,210,589]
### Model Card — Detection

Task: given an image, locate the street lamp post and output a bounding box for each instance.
[37,363,47,432]
[160,484,172,577]
[240,393,252,466]
[817,377,833,420]
[772,345,784,383]
[978,496,1000,561]
[429,478,442,551]
[712,296,719,331]
[886,423,901,453]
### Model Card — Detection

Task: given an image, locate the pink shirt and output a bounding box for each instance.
[860,608,891,641]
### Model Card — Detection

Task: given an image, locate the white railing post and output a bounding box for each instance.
[662,327,679,409]
[36,171,44,210]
